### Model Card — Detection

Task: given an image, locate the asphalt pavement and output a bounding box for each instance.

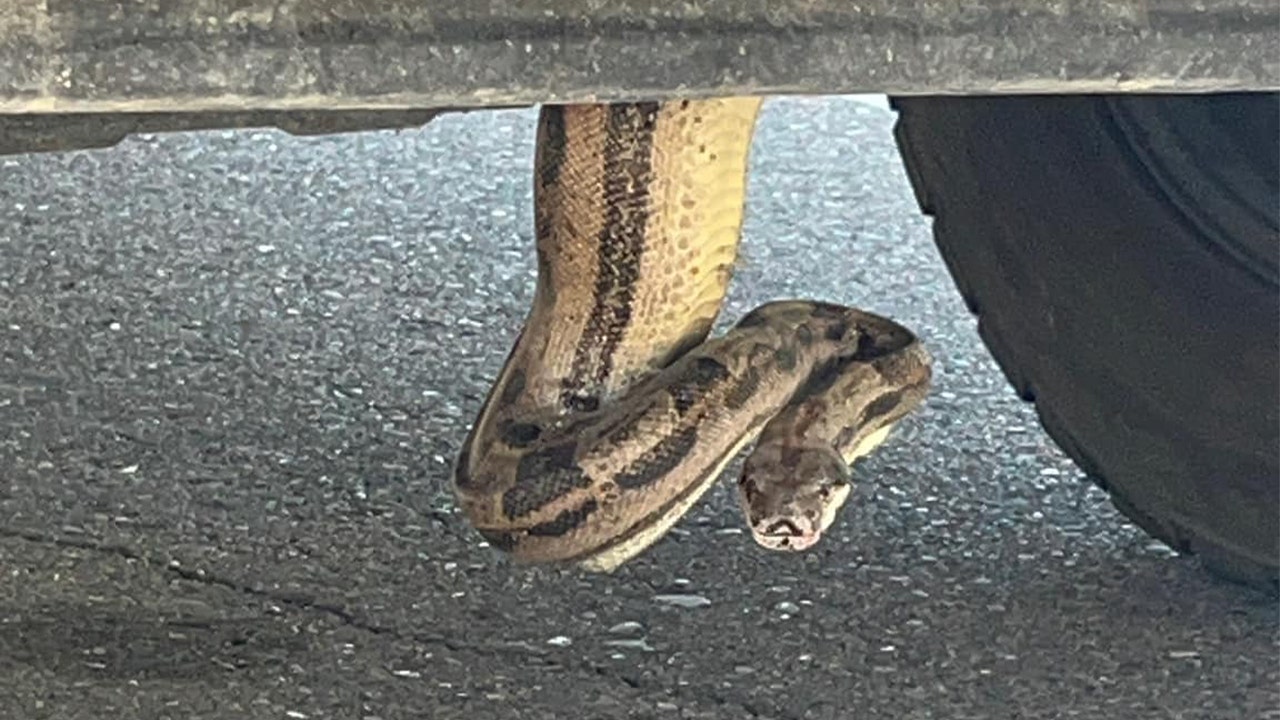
[1,96,1276,720]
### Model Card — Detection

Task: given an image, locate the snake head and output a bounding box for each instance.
[737,442,853,552]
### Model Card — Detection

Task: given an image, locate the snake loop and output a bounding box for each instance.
[453,98,932,571]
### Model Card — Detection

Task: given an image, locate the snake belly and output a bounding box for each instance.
[452,98,932,572]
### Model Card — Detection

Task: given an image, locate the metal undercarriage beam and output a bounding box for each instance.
[1,0,1277,117]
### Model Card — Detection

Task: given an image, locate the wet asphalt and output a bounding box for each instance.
[1,96,1276,720]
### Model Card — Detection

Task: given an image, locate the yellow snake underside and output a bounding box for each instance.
[453,97,933,571]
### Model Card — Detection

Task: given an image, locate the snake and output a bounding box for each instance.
[452,97,933,572]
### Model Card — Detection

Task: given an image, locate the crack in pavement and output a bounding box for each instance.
[0,525,786,719]
[0,524,465,651]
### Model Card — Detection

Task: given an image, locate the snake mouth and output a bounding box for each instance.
[763,518,803,537]
[752,518,820,551]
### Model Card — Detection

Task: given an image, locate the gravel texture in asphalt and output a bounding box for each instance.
[1,96,1276,720]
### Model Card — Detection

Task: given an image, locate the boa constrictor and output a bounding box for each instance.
[453,97,932,571]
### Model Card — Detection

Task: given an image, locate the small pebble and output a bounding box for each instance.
[653,594,711,609]
[608,621,645,636]
[604,638,655,652]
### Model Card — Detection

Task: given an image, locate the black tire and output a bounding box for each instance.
[888,93,1279,592]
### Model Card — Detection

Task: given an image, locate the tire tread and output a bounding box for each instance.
[890,95,1279,593]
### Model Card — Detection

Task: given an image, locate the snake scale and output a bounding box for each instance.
[453,97,932,571]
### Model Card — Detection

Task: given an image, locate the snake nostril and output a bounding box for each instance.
[764,519,802,536]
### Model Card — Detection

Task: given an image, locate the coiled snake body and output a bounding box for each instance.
[453,97,932,571]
